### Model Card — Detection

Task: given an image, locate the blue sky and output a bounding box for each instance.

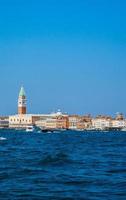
[0,0,126,116]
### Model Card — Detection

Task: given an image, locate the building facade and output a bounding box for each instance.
[0,117,9,129]
[68,115,80,130]
[92,117,112,130]
[9,114,41,129]
[35,116,69,130]
[111,119,125,129]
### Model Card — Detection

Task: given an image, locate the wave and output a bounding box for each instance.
[107,169,126,174]
[0,137,7,141]
[38,152,72,166]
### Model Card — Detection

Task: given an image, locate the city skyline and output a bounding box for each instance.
[0,0,126,115]
[1,85,126,118]
[7,85,126,131]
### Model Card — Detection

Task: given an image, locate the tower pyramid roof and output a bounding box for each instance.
[19,86,26,97]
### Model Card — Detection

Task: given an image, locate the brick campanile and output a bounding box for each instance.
[18,86,26,115]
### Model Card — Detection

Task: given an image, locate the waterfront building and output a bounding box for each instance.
[56,116,69,129]
[111,119,125,129]
[0,117,9,129]
[77,120,87,130]
[77,116,92,130]
[35,118,57,130]
[9,113,68,129]
[92,116,112,130]
[9,114,41,129]
[35,115,69,130]
[68,115,80,130]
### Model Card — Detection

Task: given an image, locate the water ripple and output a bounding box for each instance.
[0,130,126,199]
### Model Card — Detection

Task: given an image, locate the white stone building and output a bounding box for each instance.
[92,118,111,130]
[111,120,125,129]
[68,115,80,130]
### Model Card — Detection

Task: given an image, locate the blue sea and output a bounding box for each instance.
[0,130,126,200]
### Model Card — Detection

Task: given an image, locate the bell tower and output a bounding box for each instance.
[18,86,26,115]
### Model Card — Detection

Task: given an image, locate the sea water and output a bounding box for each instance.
[0,130,126,200]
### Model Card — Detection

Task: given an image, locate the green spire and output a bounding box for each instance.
[19,86,26,97]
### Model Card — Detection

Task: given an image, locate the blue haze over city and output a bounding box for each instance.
[0,0,126,116]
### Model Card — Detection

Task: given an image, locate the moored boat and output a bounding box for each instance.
[26,125,35,132]
[121,127,126,132]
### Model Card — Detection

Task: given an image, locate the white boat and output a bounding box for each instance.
[121,127,126,132]
[0,137,7,140]
[26,126,34,132]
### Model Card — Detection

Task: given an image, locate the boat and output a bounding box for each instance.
[26,125,34,132]
[121,127,126,132]
[42,129,54,133]
[0,137,7,140]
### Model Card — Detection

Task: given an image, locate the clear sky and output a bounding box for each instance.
[0,0,126,116]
